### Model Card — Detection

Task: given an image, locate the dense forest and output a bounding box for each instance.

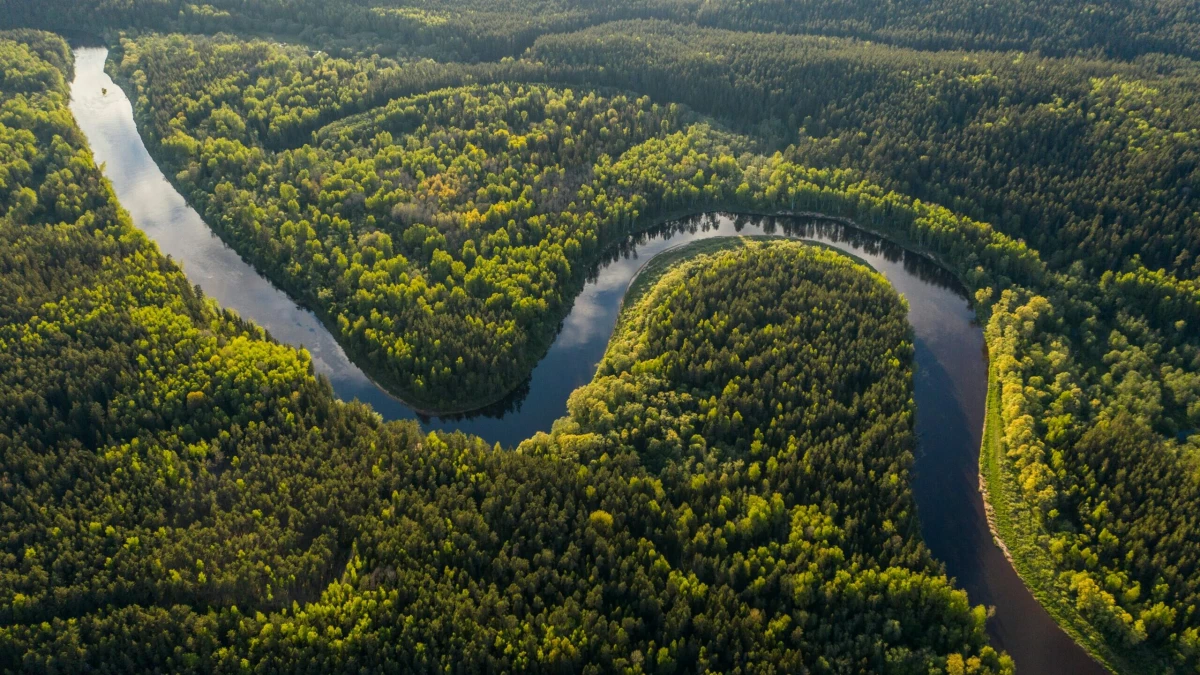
[113,33,715,408]
[104,27,1200,672]
[0,34,1010,671]
[527,21,1200,279]
[1,0,1200,671]
[4,0,1200,62]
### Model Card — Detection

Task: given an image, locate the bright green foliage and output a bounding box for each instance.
[537,240,929,576]
[0,29,377,626]
[100,31,1200,669]
[528,20,1200,278]
[114,33,709,408]
[2,0,1200,666]
[0,33,1008,673]
[513,241,1009,673]
[114,34,536,150]
[99,28,1200,670]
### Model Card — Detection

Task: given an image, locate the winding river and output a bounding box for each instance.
[69,46,1105,674]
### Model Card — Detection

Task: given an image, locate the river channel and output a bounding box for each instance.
[69,45,1105,674]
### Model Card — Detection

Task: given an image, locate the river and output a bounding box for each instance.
[68,45,1106,674]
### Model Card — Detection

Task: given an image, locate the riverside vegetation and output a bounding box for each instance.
[0,32,1009,671]
[104,29,1200,674]
[1,0,1200,671]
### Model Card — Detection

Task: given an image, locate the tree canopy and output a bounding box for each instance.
[0,32,1010,673]
[5,0,1200,61]
[0,0,1199,667]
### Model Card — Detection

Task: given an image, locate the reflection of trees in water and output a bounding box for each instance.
[432,210,970,422]
[62,32,108,48]
[580,214,717,283]
[421,375,533,423]
[742,214,965,293]
[666,212,967,295]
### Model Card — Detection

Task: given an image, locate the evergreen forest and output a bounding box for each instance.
[1,0,1199,672]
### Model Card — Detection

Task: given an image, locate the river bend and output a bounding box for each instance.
[68,45,1105,674]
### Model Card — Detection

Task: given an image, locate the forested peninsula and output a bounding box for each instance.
[1,0,1199,672]
[0,35,1008,670]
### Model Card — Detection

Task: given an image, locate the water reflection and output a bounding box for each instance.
[70,45,1105,674]
[406,211,980,443]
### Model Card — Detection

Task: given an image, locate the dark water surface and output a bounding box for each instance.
[69,46,1105,674]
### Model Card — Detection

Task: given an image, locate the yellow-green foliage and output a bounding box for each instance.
[1,33,1009,673]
